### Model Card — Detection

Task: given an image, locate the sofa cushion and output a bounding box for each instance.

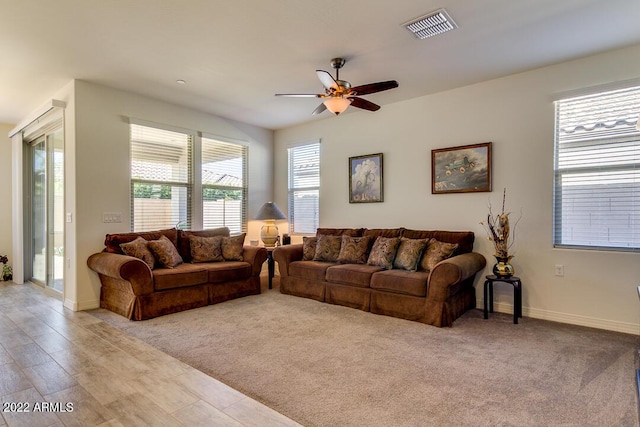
[363,228,404,238]
[316,228,364,237]
[148,235,184,268]
[205,261,252,283]
[119,236,156,270]
[419,239,459,271]
[337,235,373,264]
[326,264,383,288]
[302,236,318,260]
[367,237,401,269]
[289,260,335,282]
[313,235,342,262]
[402,229,474,254]
[178,227,230,261]
[370,269,429,297]
[105,228,177,254]
[393,238,429,271]
[153,263,208,290]
[221,233,246,261]
[189,235,224,263]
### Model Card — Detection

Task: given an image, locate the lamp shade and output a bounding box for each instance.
[324,97,351,115]
[254,202,287,220]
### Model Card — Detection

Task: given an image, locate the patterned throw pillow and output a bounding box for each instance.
[313,235,342,262]
[148,235,183,269]
[302,236,318,261]
[393,238,429,271]
[367,237,401,269]
[337,236,372,264]
[189,235,224,263]
[419,239,459,271]
[120,236,156,270]
[221,233,246,261]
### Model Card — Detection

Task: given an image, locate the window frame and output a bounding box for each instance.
[200,134,248,234]
[553,84,640,252]
[287,140,320,235]
[129,121,194,232]
[129,121,249,233]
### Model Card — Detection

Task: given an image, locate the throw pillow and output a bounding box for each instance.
[313,235,342,262]
[148,235,183,268]
[367,236,401,269]
[189,235,224,263]
[393,238,429,271]
[221,233,246,261]
[337,235,372,264]
[302,236,318,261]
[120,236,156,270]
[419,239,459,271]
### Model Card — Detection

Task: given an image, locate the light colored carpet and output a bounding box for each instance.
[89,280,639,427]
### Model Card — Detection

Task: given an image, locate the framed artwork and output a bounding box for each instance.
[349,153,383,203]
[432,142,492,194]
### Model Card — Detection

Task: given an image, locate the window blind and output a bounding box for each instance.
[288,142,320,234]
[201,137,247,234]
[554,85,640,250]
[130,124,193,231]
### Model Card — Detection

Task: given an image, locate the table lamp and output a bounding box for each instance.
[254,202,287,247]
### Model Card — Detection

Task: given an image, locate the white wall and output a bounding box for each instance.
[274,44,640,334]
[0,123,13,262]
[70,80,273,309]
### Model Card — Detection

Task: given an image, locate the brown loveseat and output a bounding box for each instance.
[273,227,486,327]
[87,227,267,320]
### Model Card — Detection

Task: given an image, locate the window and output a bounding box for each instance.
[288,141,320,234]
[201,136,248,234]
[130,123,193,232]
[553,85,640,250]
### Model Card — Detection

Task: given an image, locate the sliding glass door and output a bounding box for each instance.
[27,126,64,293]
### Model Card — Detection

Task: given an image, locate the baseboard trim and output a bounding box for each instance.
[64,298,100,312]
[477,299,640,335]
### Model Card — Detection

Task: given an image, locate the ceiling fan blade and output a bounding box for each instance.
[275,93,321,98]
[311,102,327,115]
[349,97,380,111]
[316,70,338,90]
[350,80,398,96]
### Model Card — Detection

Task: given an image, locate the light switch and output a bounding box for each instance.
[66,213,72,223]
[102,212,123,223]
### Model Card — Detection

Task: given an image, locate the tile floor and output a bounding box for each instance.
[0,281,302,427]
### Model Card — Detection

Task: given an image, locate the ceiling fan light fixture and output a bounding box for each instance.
[324,97,351,115]
[403,8,457,40]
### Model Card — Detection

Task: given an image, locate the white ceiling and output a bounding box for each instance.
[2,0,640,131]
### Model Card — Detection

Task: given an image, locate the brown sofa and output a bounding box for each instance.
[87,227,267,320]
[273,227,486,327]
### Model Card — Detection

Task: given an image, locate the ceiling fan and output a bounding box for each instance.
[275,57,399,116]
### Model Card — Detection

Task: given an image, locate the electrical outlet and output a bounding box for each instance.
[555,264,564,277]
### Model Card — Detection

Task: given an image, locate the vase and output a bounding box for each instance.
[493,255,514,278]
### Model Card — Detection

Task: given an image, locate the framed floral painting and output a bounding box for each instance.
[432,142,492,194]
[349,153,383,203]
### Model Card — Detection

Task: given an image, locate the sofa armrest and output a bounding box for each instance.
[242,245,268,276]
[427,252,487,300]
[272,244,303,277]
[87,252,154,296]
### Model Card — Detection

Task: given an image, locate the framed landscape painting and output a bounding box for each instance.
[432,142,492,194]
[349,153,383,203]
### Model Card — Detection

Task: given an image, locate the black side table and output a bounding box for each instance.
[265,247,275,289]
[483,275,522,324]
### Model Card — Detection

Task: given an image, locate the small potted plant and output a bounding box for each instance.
[0,255,12,282]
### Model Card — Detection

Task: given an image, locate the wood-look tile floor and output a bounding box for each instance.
[0,281,302,427]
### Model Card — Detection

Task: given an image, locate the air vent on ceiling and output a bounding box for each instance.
[403,8,457,40]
